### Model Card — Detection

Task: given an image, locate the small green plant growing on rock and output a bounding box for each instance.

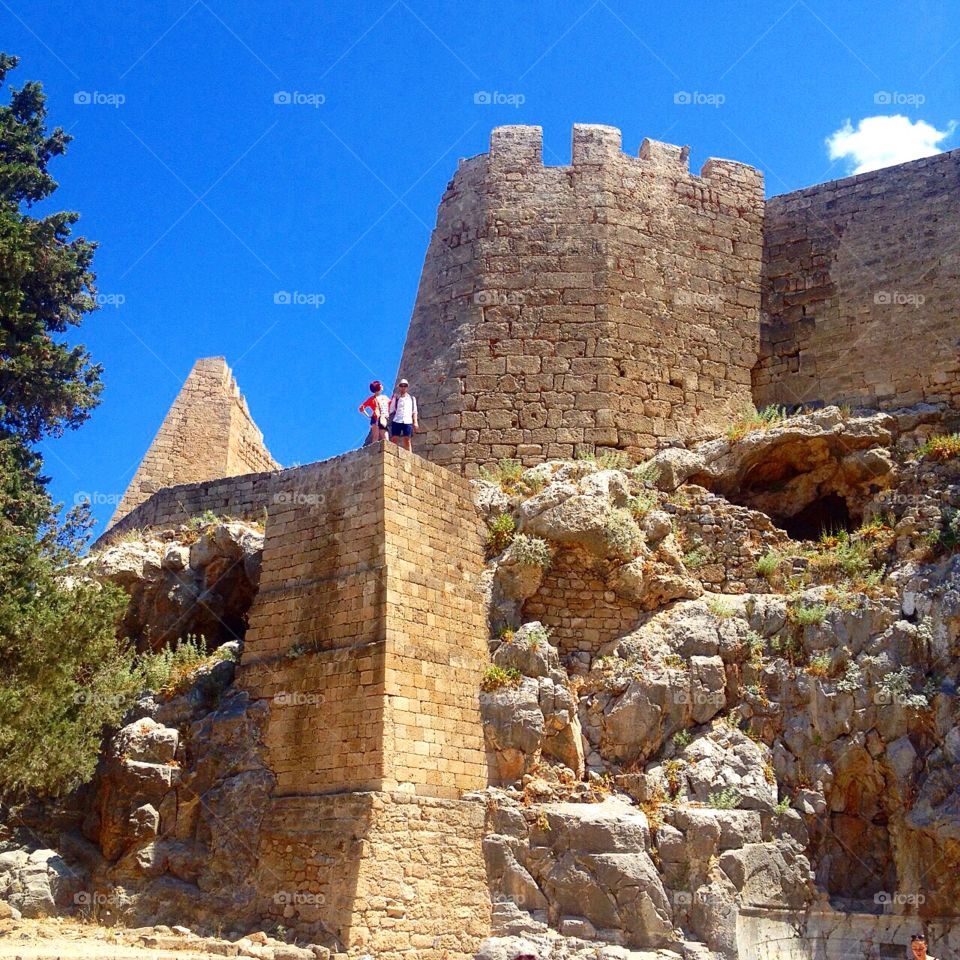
[916,433,960,462]
[486,513,516,555]
[836,660,862,692]
[707,597,736,619]
[597,450,631,471]
[876,666,930,709]
[808,652,833,678]
[788,601,829,626]
[495,624,515,643]
[510,533,552,569]
[672,730,692,750]
[683,543,712,570]
[745,630,766,662]
[725,405,787,442]
[664,758,686,798]
[756,549,782,581]
[774,797,791,814]
[602,508,645,560]
[189,509,221,530]
[137,634,209,694]
[480,665,522,692]
[631,462,660,488]
[707,787,740,809]
[627,492,657,518]
[480,459,524,491]
[523,623,551,650]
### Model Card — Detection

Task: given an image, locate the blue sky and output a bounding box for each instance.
[9,0,958,534]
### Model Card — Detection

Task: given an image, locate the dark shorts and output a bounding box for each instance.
[390,422,413,438]
[370,415,384,427]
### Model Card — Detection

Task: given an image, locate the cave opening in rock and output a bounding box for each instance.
[778,493,855,541]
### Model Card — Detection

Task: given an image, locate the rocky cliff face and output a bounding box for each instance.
[2,405,960,959]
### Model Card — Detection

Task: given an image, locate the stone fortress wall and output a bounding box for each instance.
[109,357,278,526]
[235,442,491,955]
[96,128,960,957]
[754,147,960,412]
[396,123,766,476]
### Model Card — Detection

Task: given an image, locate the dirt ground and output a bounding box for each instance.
[0,917,236,958]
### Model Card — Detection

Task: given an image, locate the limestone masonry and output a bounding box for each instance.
[754,147,960,412]
[95,125,960,958]
[110,356,277,525]
[398,124,765,473]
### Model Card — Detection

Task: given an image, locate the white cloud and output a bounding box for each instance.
[826,115,956,174]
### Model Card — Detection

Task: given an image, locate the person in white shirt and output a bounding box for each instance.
[388,378,419,452]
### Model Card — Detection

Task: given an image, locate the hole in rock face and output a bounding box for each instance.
[777,493,855,541]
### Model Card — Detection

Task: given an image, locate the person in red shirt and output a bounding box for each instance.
[358,380,389,444]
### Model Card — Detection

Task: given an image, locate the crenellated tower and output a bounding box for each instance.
[397,123,765,474]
